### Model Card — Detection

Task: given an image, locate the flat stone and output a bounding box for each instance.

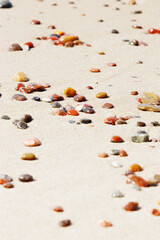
[111,190,124,198]
[110,149,120,155]
[131,131,149,143]
[102,103,113,109]
[1,115,10,120]
[96,92,107,98]
[12,94,27,101]
[137,121,146,127]
[68,120,75,124]
[150,121,160,127]
[116,119,127,125]
[138,104,160,112]
[59,35,79,44]
[21,153,36,160]
[0,0,12,8]
[111,161,123,168]
[19,174,34,182]
[42,97,52,103]
[80,118,92,124]
[13,72,29,82]
[74,94,86,102]
[3,183,14,188]
[32,96,41,101]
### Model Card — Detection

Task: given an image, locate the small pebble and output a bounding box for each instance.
[19,174,34,182]
[152,209,160,216]
[3,183,14,188]
[51,102,62,108]
[96,92,107,98]
[90,68,100,73]
[131,131,149,143]
[137,61,143,64]
[111,29,119,34]
[137,121,146,127]
[16,121,28,129]
[12,94,27,101]
[68,120,75,124]
[111,190,124,198]
[150,121,160,127]
[104,116,118,125]
[0,0,12,8]
[31,19,41,25]
[64,87,77,97]
[1,115,10,120]
[0,174,12,182]
[111,136,124,143]
[53,206,64,212]
[67,109,79,116]
[116,119,127,125]
[32,96,41,101]
[24,137,41,147]
[119,150,128,157]
[98,152,108,158]
[102,103,113,109]
[80,118,92,124]
[129,164,142,172]
[9,43,22,51]
[97,220,112,228]
[86,86,93,90]
[20,114,32,123]
[59,219,71,227]
[124,202,139,211]
[131,91,138,95]
[42,97,52,103]
[110,149,120,155]
[98,52,105,55]
[21,153,36,160]
[112,161,123,168]
[13,72,29,82]
[129,39,139,46]
[107,63,117,67]
[74,95,86,102]
[55,109,67,116]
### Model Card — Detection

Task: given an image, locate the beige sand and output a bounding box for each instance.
[0,0,160,239]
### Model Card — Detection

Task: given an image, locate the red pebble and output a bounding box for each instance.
[138,98,142,103]
[67,109,79,116]
[111,136,124,143]
[104,116,118,125]
[0,179,7,185]
[31,20,41,25]
[152,209,160,216]
[24,42,34,48]
[124,202,139,211]
[127,174,148,187]
[86,86,93,89]
[119,150,128,157]
[47,36,59,41]
[53,206,64,212]
[48,25,56,29]
[148,28,160,34]
[51,94,64,101]
[131,91,138,95]
[15,83,25,91]
[107,63,117,67]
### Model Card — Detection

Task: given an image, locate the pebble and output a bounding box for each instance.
[16,121,28,129]
[129,39,139,46]
[32,96,41,101]
[27,83,45,92]
[96,92,107,98]
[24,42,34,49]
[119,150,128,157]
[104,116,118,125]
[127,175,148,187]
[15,83,25,91]
[107,63,117,67]
[128,0,136,4]
[90,68,100,73]
[19,174,34,182]
[98,152,108,158]
[97,220,112,228]
[64,87,77,97]
[129,164,142,172]
[154,174,160,183]
[0,174,12,182]
[82,107,95,114]
[60,35,78,43]
[138,104,160,112]
[59,219,71,227]
[131,91,138,95]
[110,149,120,155]
[74,95,86,102]
[31,19,41,25]
[20,44,30,51]
[132,25,142,29]
[1,115,10,120]
[137,121,146,127]
[0,0,12,8]
[80,118,92,124]
[111,190,124,198]
[12,94,27,101]
[116,119,127,125]
[98,52,105,55]
[111,136,124,143]
[112,161,123,168]
[51,102,62,108]
[3,183,14,188]
[24,137,41,147]
[55,109,67,116]
[21,153,36,160]
[86,86,93,90]
[137,61,143,64]
[53,206,64,212]
[42,97,52,103]
[124,202,139,211]
[111,29,119,34]
[152,209,160,216]
[131,131,149,143]
[68,120,75,124]
[51,94,64,101]
[132,10,142,14]
[150,121,160,127]
[9,43,22,51]
[67,109,79,116]
[20,114,32,123]
[102,103,113,109]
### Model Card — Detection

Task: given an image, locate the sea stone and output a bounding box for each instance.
[111,190,124,198]
[59,35,79,44]
[102,103,113,109]
[154,174,160,183]
[20,114,32,123]
[131,131,149,143]
[0,174,12,182]
[96,92,107,98]
[12,94,27,101]
[16,121,28,129]
[110,149,120,155]
[21,153,36,160]
[0,0,12,8]
[9,43,22,51]
[138,104,160,112]
[111,161,123,168]
[141,93,160,105]
[13,72,29,82]
[80,118,92,124]
[51,102,62,108]
[1,115,10,120]
[150,121,160,127]
[19,174,34,182]
[116,119,127,125]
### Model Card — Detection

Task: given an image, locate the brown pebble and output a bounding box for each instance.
[111,29,119,34]
[20,114,32,123]
[19,174,34,182]
[12,94,27,101]
[124,202,139,211]
[74,95,86,102]
[65,41,74,47]
[59,219,71,227]
[31,19,41,25]
[102,103,113,109]
[132,25,143,29]
[97,220,113,227]
[9,43,22,51]
[107,63,117,67]
[73,40,83,45]
[131,91,138,95]
[3,183,14,188]
[86,86,93,90]
[98,152,108,158]
[137,121,146,127]
[53,206,64,212]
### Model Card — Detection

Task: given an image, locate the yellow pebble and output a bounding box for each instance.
[157,200,160,205]
[53,30,64,36]
[13,72,29,82]
[64,87,77,97]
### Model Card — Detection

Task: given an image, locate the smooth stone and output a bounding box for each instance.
[131,131,149,143]
[3,183,14,188]
[1,115,10,120]
[80,118,92,124]
[19,174,34,182]
[111,190,124,198]
[12,94,27,101]
[111,161,123,168]
[75,104,84,112]
[150,121,160,127]
[0,0,12,8]
[32,96,41,101]
[137,121,146,127]
[21,153,36,160]
[154,174,160,183]
[129,39,139,46]
[0,174,12,182]
[60,107,67,112]
[59,35,79,44]
[141,93,160,105]
[20,44,30,51]
[116,119,127,125]
[82,107,95,114]
[68,120,75,124]
[20,114,32,123]
[110,149,120,155]
[16,121,28,129]
[9,43,22,51]
[102,103,113,109]
[138,104,160,112]
[96,92,107,98]
[42,97,52,103]
[51,102,62,108]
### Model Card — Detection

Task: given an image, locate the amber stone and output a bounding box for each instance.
[12,94,27,101]
[129,39,139,46]
[31,20,41,25]
[97,220,112,227]
[86,86,93,90]
[64,87,77,97]
[128,0,136,4]
[74,94,86,102]
[98,152,108,158]
[107,63,117,67]
[96,92,107,98]
[124,202,139,211]
[152,209,160,216]
[104,117,118,125]
[127,175,148,187]
[137,121,146,127]
[21,153,36,160]
[73,40,83,45]
[53,206,64,212]
[15,83,25,91]
[129,164,142,172]
[67,109,79,116]
[51,94,64,101]
[19,87,33,94]
[111,136,124,143]
[24,137,41,147]
[59,219,71,227]
[90,68,100,73]
[119,150,128,157]
[131,91,138,95]
[60,35,78,43]
[13,72,29,82]
[102,103,113,109]
[55,109,67,116]
[19,174,34,182]
[9,43,22,51]
[3,183,14,188]
[27,83,45,92]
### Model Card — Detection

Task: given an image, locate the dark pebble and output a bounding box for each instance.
[9,43,22,51]
[3,183,14,188]
[32,96,41,101]
[129,39,139,46]
[59,219,71,227]
[137,121,146,127]
[0,0,12,8]
[18,174,34,182]
[111,29,119,34]
[1,115,10,120]
[16,121,28,129]
[20,114,32,123]
[80,118,92,124]
[132,10,142,14]
[50,34,60,38]
[82,107,95,114]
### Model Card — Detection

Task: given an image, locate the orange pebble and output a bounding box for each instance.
[131,91,138,95]
[127,175,148,187]
[0,179,7,185]
[53,206,64,212]
[97,220,113,227]
[119,150,128,157]
[53,30,64,36]
[67,109,79,116]
[129,164,142,172]
[64,87,77,97]
[107,63,117,67]
[98,152,108,158]
[55,109,67,116]
[15,83,25,91]
[111,136,124,143]
[24,137,41,147]
[90,68,100,73]
[152,209,160,216]
[104,117,118,125]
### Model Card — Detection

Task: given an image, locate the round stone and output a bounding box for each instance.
[111,29,119,34]
[111,190,124,198]
[24,137,41,147]
[131,131,149,143]
[67,109,79,116]
[82,107,95,114]
[3,183,14,188]
[124,202,139,211]
[21,153,36,160]
[12,94,27,101]
[55,109,67,116]
[31,19,41,25]
[32,96,41,101]
[111,161,123,168]
[0,0,12,8]
[74,95,86,102]
[110,149,120,155]
[51,94,64,101]
[51,102,62,108]
[0,174,12,182]
[20,114,32,123]
[96,92,107,98]
[42,97,52,103]
[64,87,77,97]
[1,115,10,120]
[19,174,34,182]
[59,219,71,227]
[102,103,113,109]
[98,152,108,158]
[111,136,124,143]
[80,118,92,124]
[119,150,128,157]
[129,39,139,46]
[9,43,22,51]
[104,117,118,125]
[129,164,142,172]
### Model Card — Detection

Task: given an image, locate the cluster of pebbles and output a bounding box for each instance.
[1,0,160,231]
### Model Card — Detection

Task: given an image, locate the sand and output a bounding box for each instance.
[0,0,160,239]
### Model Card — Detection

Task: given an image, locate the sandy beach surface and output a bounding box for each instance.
[0,0,160,239]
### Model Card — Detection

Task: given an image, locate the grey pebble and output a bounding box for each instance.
[51,102,62,108]
[0,0,12,8]
[1,115,10,120]
[111,190,124,198]
[0,174,12,182]
[68,120,75,124]
[111,161,123,168]
[110,149,120,155]
[131,130,149,143]
[16,121,28,129]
